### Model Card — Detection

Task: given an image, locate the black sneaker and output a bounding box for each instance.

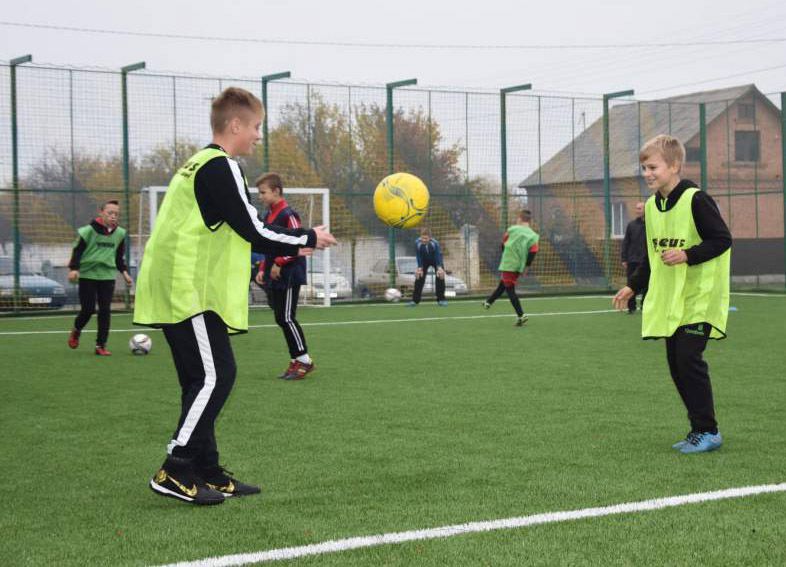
[149,457,225,505]
[200,465,261,497]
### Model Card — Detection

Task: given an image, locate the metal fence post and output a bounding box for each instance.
[261,71,291,173]
[10,54,32,312]
[500,83,532,232]
[603,89,634,287]
[385,78,417,289]
[121,61,145,309]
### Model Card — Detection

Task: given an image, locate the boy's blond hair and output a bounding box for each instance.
[639,134,686,171]
[210,87,264,133]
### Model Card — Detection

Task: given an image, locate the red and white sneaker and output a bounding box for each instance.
[283,361,315,380]
[68,328,81,349]
[277,361,296,379]
[95,345,112,356]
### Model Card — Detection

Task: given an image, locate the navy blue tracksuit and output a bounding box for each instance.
[412,237,446,303]
[257,199,308,358]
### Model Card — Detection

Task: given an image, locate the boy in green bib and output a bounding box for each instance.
[613,135,731,454]
[67,200,133,355]
[483,209,539,326]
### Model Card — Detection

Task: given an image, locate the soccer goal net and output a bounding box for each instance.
[139,186,334,307]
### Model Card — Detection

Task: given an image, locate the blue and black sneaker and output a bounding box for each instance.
[679,431,723,454]
[672,431,694,450]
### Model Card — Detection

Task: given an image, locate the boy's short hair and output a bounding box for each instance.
[420,227,431,236]
[518,209,532,222]
[101,200,119,210]
[210,87,264,134]
[639,135,686,171]
[254,172,283,193]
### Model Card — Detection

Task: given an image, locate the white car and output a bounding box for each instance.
[356,256,468,299]
[300,256,352,300]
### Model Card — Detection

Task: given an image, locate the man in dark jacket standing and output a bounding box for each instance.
[621,201,647,313]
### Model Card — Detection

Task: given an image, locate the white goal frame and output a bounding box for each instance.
[140,186,333,306]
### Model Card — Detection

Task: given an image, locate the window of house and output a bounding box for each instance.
[737,103,755,121]
[735,130,760,162]
[611,201,627,238]
[685,146,702,162]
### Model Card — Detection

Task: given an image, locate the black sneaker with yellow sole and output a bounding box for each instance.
[149,457,225,505]
[199,465,261,497]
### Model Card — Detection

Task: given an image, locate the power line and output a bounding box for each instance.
[638,62,786,95]
[2,20,786,50]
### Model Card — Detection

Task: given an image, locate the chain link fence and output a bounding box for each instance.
[1,63,783,311]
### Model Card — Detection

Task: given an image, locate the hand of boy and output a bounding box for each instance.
[612,286,634,311]
[312,226,337,249]
[661,249,688,266]
[68,270,79,283]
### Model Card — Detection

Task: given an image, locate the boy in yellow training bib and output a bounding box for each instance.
[613,135,731,454]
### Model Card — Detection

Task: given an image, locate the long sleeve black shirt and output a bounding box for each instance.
[621,217,646,264]
[628,179,732,293]
[193,144,316,254]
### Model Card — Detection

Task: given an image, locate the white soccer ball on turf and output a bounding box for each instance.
[129,333,152,355]
[384,288,402,302]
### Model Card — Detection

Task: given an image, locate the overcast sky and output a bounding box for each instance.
[2,0,785,99]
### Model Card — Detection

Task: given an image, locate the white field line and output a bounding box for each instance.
[155,482,786,567]
[0,295,614,321]
[1,291,776,322]
[0,309,616,336]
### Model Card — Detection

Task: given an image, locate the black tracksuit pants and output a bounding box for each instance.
[162,311,237,469]
[266,285,308,358]
[665,323,718,433]
[412,265,446,304]
[625,262,648,312]
[486,281,524,317]
[74,278,115,346]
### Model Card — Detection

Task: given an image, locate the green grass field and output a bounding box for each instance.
[1,294,785,566]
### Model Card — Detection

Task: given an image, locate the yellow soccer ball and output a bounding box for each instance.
[373,172,430,229]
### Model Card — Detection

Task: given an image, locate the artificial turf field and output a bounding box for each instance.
[1,294,785,566]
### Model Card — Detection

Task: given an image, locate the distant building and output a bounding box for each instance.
[518,84,783,280]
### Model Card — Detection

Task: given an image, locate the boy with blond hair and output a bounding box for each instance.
[135,87,336,505]
[613,134,731,454]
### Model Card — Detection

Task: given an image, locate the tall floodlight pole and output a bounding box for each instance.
[10,54,32,311]
[261,71,291,172]
[500,83,532,231]
[385,78,417,289]
[602,89,634,287]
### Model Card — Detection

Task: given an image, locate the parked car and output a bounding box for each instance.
[356,256,468,299]
[248,254,352,305]
[301,255,352,300]
[0,257,67,310]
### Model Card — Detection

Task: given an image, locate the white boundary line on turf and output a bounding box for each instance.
[156,482,786,567]
[1,295,617,321]
[0,309,616,336]
[3,291,779,322]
